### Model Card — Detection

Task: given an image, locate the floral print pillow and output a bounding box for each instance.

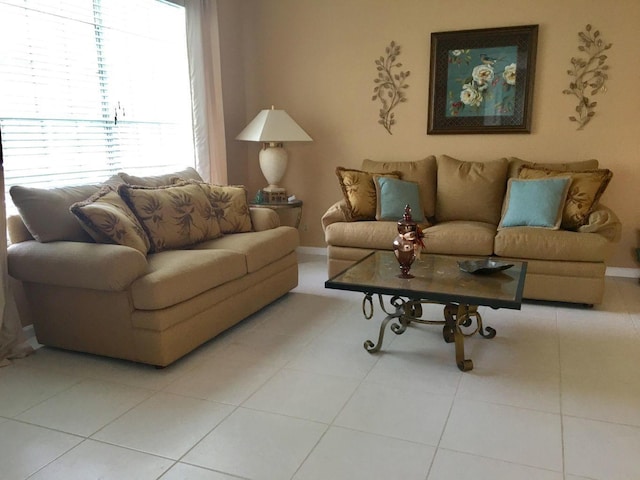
[202,184,253,234]
[518,166,613,230]
[118,182,222,252]
[70,187,151,255]
[336,167,401,221]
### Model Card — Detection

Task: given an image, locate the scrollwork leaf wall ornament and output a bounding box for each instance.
[562,24,612,130]
[372,41,410,134]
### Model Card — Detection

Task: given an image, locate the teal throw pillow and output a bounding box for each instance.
[374,176,425,221]
[499,177,571,229]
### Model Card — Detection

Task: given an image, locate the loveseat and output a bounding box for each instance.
[322,156,621,305]
[7,168,299,366]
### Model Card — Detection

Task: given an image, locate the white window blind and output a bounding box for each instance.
[0,0,195,213]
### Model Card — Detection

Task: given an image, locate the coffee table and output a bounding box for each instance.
[325,251,527,371]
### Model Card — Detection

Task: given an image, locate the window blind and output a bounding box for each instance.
[0,0,196,213]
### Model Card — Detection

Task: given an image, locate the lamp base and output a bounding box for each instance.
[259,144,288,194]
[262,185,286,193]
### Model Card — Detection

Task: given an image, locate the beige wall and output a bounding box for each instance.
[226,0,640,268]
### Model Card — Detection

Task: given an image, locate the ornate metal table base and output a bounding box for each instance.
[362,293,496,371]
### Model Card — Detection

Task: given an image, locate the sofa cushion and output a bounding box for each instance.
[130,249,247,310]
[362,157,437,220]
[518,166,613,230]
[325,220,398,250]
[494,227,612,262]
[436,155,508,225]
[498,177,570,230]
[374,176,426,222]
[70,187,151,254]
[118,167,203,187]
[506,157,599,178]
[202,184,253,233]
[193,226,299,273]
[335,167,400,221]
[423,221,496,256]
[118,182,222,252]
[10,184,102,242]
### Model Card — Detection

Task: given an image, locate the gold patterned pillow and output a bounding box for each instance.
[336,167,401,221]
[70,187,151,254]
[202,184,253,233]
[118,182,222,252]
[518,166,613,230]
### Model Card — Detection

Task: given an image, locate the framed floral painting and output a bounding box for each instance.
[427,25,538,134]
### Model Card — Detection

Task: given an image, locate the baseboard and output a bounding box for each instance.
[606,266,640,278]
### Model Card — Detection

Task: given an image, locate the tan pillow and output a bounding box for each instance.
[335,167,400,221]
[361,156,437,220]
[118,182,222,252]
[10,184,102,242]
[70,187,151,255]
[518,166,613,230]
[202,184,253,233]
[118,167,203,187]
[436,155,508,225]
[506,157,599,179]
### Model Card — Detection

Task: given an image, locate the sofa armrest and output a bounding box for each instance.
[577,203,622,242]
[250,207,281,231]
[321,200,351,230]
[8,240,148,291]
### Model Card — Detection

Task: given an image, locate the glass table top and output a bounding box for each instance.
[325,251,527,310]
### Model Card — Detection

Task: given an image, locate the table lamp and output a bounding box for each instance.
[236,106,312,193]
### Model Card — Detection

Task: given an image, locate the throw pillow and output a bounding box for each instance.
[335,167,401,221]
[506,157,599,179]
[498,177,571,230]
[374,176,426,222]
[10,184,102,242]
[202,184,253,234]
[362,156,437,220]
[436,155,508,225]
[118,167,204,187]
[518,166,613,229]
[70,187,151,254]
[118,182,222,252]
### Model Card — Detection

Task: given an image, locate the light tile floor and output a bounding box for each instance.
[1,253,639,480]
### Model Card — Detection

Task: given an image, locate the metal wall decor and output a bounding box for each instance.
[427,25,538,134]
[372,41,410,135]
[562,24,611,130]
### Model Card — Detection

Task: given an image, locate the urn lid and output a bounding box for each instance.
[397,204,417,233]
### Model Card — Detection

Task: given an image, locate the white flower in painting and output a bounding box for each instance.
[503,63,516,85]
[471,64,494,90]
[460,83,483,107]
[451,49,463,56]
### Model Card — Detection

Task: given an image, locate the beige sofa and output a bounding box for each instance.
[7,168,299,366]
[323,156,621,306]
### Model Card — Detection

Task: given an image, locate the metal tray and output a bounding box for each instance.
[458,259,514,275]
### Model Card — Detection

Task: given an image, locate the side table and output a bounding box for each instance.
[249,199,303,228]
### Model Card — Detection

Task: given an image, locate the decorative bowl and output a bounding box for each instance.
[458,259,514,275]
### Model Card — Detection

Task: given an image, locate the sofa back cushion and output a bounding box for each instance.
[70,187,151,255]
[118,167,203,187]
[436,155,508,225]
[118,182,222,252]
[10,184,102,242]
[361,156,437,220]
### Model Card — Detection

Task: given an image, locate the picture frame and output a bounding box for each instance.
[427,24,538,134]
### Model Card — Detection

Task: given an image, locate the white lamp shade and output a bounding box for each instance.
[236,108,312,142]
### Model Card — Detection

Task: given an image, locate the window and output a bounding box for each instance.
[0,0,195,213]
